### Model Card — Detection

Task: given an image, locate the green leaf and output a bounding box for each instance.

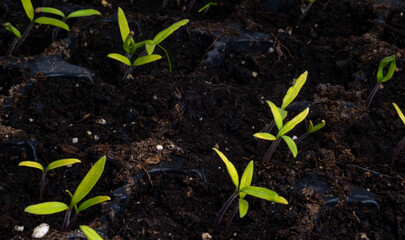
[281,135,297,157]
[24,202,69,215]
[34,17,70,31]
[377,55,396,83]
[213,148,239,189]
[135,40,154,49]
[18,161,44,171]
[240,186,288,204]
[198,2,218,13]
[238,198,249,218]
[107,53,131,66]
[281,71,308,110]
[145,42,155,55]
[70,156,106,208]
[239,161,254,198]
[253,132,276,141]
[267,101,283,130]
[46,158,81,172]
[133,54,162,66]
[308,120,325,134]
[5,22,22,38]
[21,0,35,22]
[149,19,189,53]
[393,103,405,125]
[118,7,130,43]
[278,107,309,137]
[80,225,103,240]
[38,7,65,18]
[66,9,101,19]
[78,196,110,212]
[279,108,288,120]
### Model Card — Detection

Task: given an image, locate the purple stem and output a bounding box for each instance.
[61,208,72,232]
[226,204,239,227]
[52,27,61,41]
[9,23,34,55]
[186,0,196,15]
[39,172,47,199]
[215,192,238,225]
[299,1,314,21]
[263,138,281,162]
[66,212,79,231]
[366,83,382,109]
[392,136,405,165]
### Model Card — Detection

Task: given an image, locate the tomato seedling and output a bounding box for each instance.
[392,103,405,165]
[213,148,288,226]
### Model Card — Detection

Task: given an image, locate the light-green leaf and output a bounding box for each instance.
[21,0,34,22]
[281,135,297,157]
[5,22,22,38]
[198,2,218,13]
[80,225,103,240]
[118,7,130,43]
[308,120,325,134]
[38,7,65,18]
[281,71,308,110]
[238,198,249,218]
[213,148,239,189]
[148,19,189,54]
[279,108,288,120]
[107,53,131,66]
[46,158,81,172]
[70,156,106,208]
[393,103,405,125]
[267,101,283,130]
[78,196,110,212]
[253,132,277,141]
[133,54,162,66]
[66,9,101,19]
[34,17,70,31]
[24,202,69,215]
[240,186,288,204]
[278,107,309,137]
[239,161,253,198]
[18,161,44,171]
[377,55,396,83]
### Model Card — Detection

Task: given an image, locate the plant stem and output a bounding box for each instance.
[52,27,61,41]
[7,37,20,56]
[226,204,239,227]
[61,208,72,232]
[123,66,135,81]
[157,44,172,72]
[66,211,79,231]
[11,23,34,55]
[392,135,405,165]
[263,138,281,162]
[215,192,238,225]
[39,172,47,198]
[299,1,314,21]
[366,83,382,109]
[186,0,196,15]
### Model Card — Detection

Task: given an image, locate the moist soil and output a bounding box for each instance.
[1,0,405,239]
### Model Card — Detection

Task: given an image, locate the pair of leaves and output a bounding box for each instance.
[377,55,396,83]
[5,23,21,38]
[39,7,101,20]
[107,53,162,67]
[393,103,405,125]
[19,158,81,173]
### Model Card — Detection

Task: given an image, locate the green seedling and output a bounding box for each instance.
[286,120,325,158]
[392,103,405,165]
[4,22,21,56]
[117,7,138,73]
[366,55,396,108]
[18,158,81,198]
[107,53,162,80]
[299,0,316,21]
[38,7,101,40]
[80,225,103,240]
[8,0,70,56]
[24,156,110,232]
[213,148,287,226]
[198,2,217,14]
[254,101,309,162]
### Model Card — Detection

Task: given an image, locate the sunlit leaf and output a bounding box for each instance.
[239,161,253,198]
[133,54,162,66]
[281,71,308,110]
[118,7,130,43]
[278,107,309,137]
[238,198,249,218]
[267,101,282,130]
[279,108,288,120]
[213,148,239,189]
[18,161,44,171]
[393,103,405,125]
[46,158,81,172]
[107,53,131,66]
[24,202,69,215]
[38,7,65,18]
[34,17,70,31]
[78,196,110,212]
[21,0,35,22]
[71,156,106,208]
[149,19,189,53]
[240,186,288,204]
[80,225,103,240]
[5,23,21,38]
[281,135,297,157]
[377,55,396,83]
[253,132,276,141]
[66,9,101,19]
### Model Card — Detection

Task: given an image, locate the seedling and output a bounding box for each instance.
[366,55,396,108]
[286,120,325,158]
[198,2,217,14]
[299,0,316,21]
[8,0,70,55]
[213,148,287,226]
[117,7,138,73]
[392,103,405,165]
[18,158,81,198]
[38,7,101,40]
[80,225,103,240]
[107,53,162,80]
[24,156,110,231]
[4,22,21,56]
[254,101,309,162]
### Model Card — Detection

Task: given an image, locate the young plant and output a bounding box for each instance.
[213,148,288,226]
[117,7,138,73]
[299,0,316,21]
[80,225,103,240]
[18,158,81,198]
[8,0,69,55]
[286,120,325,158]
[107,53,162,80]
[254,101,309,162]
[392,103,405,165]
[38,7,101,40]
[4,22,21,56]
[198,2,217,14]
[24,156,110,232]
[366,55,396,108]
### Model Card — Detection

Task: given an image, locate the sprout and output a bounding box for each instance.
[391,103,405,165]
[24,156,110,231]
[213,148,287,226]
[366,55,396,108]
[198,2,217,14]
[19,158,81,198]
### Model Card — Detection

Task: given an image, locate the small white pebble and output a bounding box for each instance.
[156,145,164,151]
[5,135,9,138]
[292,135,298,140]
[199,117,203,121]
[87,131,92,136]
[94,135,100,141]
[32,223,49,238]
[69,124,74,127]
[14,225,24,232]
[29,118,34,122]
[401,12,403,16]
[96,119,107,125]
[314,24,318,28]
[75,84,79,87]
[153,95,158,100]
[269,47,274,53]
[241,60,245,64]
[201,232,212,240]
[252,126,255,129]
[218,167,221,169]
[72,138,78,144]
[131,122,136,125]
[252,71,258,77]
[225,148,230,152]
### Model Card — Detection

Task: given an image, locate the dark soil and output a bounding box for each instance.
[1,0,405,239]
